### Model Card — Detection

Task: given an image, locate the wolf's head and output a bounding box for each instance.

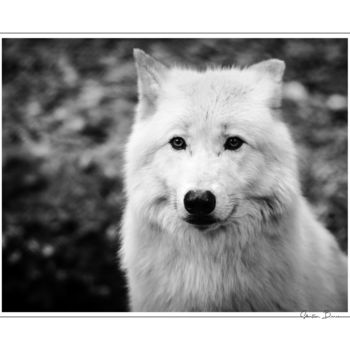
[125,49,300,234]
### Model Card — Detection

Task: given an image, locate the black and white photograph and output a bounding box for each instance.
[2,38,348,312]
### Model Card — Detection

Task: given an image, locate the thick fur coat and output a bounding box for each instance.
[119,49,348,312]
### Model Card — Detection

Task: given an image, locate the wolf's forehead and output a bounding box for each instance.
[181,71,251,97]
[165,75,253,126]
[170,70,255,115]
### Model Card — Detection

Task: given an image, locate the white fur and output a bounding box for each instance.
[119,51,348,312]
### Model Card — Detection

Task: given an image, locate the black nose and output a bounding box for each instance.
[184,190,216,215]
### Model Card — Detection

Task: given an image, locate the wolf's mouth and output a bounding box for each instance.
[184,215,219,230]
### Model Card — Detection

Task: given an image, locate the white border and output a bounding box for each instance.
[0,33,350,38]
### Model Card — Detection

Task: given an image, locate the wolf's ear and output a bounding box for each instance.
[250,59,285,83]
[134,49,168,117]
[250,59,285,108]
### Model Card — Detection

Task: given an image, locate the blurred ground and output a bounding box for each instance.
[2,39,348,311]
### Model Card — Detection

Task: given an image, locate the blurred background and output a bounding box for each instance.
[2,38,348,311]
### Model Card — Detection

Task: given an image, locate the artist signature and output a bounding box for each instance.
[300,311,341,319]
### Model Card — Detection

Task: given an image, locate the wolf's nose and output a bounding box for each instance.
[184,190,216,215]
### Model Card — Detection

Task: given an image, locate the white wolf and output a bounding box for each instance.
[119,49,348,312]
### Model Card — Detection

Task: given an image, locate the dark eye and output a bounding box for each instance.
[224,136,244,151]
[170,137,187,150]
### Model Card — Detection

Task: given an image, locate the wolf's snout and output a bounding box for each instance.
[184,190,216,215]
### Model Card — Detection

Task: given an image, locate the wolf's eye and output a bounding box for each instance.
[224,136,244,151]
[169,137,187,150]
